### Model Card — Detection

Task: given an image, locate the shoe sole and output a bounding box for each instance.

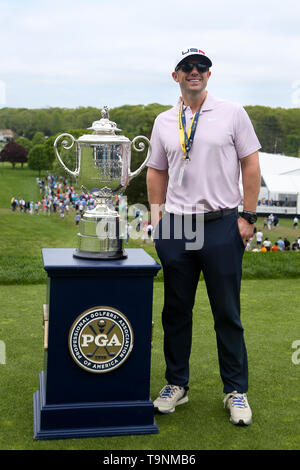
[230,417,252,426]
[154,396,189,414]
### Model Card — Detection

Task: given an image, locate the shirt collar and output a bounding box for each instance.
[201,92,217,111]
[176,92,217,113]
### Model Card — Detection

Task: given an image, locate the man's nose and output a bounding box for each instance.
[190,65,200,73]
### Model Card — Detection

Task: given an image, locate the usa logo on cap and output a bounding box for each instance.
[174,47,212,70]
[181,48,206,56]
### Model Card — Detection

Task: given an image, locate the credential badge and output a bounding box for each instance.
[68,306,134,373]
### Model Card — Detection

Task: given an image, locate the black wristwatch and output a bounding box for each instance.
[241,210,257,224]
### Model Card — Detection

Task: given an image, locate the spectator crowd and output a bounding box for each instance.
[246,213,300,252]
[9,173,154,242]
[9,175,300,249]
[257,197,297,208]
[11,174,101,221]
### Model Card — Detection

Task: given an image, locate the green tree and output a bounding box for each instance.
[27,144,51,176]
[15,137,33,152]
[32,131,45,146]
[253,114,283,154]
[51,111,63,135]
[44,136,56,167]
[285,135,300,157]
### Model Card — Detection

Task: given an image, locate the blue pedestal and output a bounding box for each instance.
[33,248,161,440]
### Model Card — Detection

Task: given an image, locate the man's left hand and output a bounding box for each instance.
[237,217,255,246]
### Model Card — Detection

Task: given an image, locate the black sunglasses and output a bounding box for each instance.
[176,62,209,73]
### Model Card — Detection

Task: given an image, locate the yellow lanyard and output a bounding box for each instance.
[178,101,200,160]
[178,94,207,160]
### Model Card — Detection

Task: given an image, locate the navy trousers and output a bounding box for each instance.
[155,212,248,394]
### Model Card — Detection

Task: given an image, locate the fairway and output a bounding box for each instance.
[0,280,299,450]
[0,165,300,450]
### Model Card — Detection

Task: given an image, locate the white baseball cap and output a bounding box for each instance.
[174,47,212,70]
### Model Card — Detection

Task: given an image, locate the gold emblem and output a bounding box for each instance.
[68,306,134,373]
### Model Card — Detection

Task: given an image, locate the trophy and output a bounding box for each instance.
[54,106,151,260]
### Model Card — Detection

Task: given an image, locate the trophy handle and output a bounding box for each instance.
[53,133,80,178]
[128,136,152,181]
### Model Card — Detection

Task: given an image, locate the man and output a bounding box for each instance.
[268,213,274,230]
[263,237,272,251]
[277,237,285,251]
[146,47,261,426]
[271,242,281,252]
[293,216,298,229]
[256,229,263,246]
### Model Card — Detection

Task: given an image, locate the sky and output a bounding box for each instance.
[0,0,300,110]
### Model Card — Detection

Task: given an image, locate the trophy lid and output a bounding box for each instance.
[77,106,130,144]
[88,106,121,134]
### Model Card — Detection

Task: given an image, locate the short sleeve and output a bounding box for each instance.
[234,106,261,159]
[146,117,169,170]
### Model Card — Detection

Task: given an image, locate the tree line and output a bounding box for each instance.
[1,103,300,156]
[1,103,300,205]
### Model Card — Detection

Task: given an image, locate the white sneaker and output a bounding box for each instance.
[224,391,252,425]
[153,384,188,414]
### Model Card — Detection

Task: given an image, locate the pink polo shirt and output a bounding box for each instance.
[147,92,261,214]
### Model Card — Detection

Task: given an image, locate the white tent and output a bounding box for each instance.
[258,152,300,177]
[262,174,300,195]
[239,152,300,214]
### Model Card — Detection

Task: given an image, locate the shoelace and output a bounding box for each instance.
[231,394,247,409]
[224,392,248,409]
[160,385,180,399]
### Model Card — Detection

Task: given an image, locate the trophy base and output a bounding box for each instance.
[74,205,129,260]
[73,249,128,260]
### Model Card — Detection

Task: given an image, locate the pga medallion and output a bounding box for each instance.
[69,306,134,373]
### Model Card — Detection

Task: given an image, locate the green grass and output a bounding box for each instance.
[0,163,41,206]
[0,164,299,282]
[0,209,78,284]
[0,280,299,450]
[0,164,300,450]
[1,208,300,284]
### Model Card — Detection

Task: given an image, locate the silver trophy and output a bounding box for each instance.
[54,106,151,259]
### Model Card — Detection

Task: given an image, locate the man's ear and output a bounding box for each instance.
[172,71,179,83]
